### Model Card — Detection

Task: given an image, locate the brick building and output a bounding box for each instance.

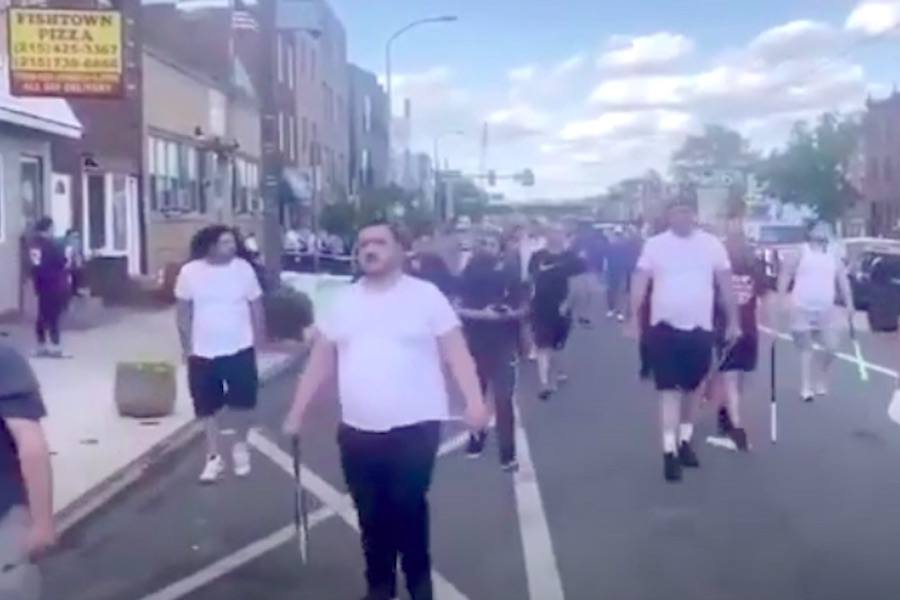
[861,92,900,236]
[348,63,389,194]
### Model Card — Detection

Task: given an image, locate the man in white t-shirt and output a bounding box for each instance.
[628,200,739,483]
[777,221,853,403]
[175,226,264,484]
[283,220,488,600]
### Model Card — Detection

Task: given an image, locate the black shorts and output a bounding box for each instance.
[647,323,713,392]
[716,334,758,373]
[188,347,259,418]
[531,309,572,350]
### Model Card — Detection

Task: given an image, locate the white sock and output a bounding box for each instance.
[663,432,677,454]
[679,423,694,443]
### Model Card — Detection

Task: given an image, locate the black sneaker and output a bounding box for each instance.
[538,388,553,401]
[466,431,487,458]
[803,394,815,403]
[664,452,682,482]
[729,427,749,451]
[717,407,734,436]
[501,459,519,473]
[678,441,700,468]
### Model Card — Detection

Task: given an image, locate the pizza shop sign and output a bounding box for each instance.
[7,8,123,98]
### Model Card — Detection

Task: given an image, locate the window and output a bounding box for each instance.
[148,136,201,213]
[87,174,106,250]
[20,156,44,228]
[311,49,317,81]
[278,113,285,153]
[869,157,879,182]
[112,175,127,251]
[286,39,295,89]
[361,148,371,187]
[363,95,372,133]
[288,115,297,162]
[277,35,284,83]
[234,158,260,215]
[301,117,309,155]
[885,157,894,182]
[299,40,306,76]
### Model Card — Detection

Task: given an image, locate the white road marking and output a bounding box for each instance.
[760,325,897,379]
[250,431,471,600]
[137,506,334,600]
[513,403,565,600]
[138,428,474,600]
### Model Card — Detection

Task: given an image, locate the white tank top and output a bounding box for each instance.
[792,244,838,310]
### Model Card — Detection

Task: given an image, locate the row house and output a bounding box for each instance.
[348,63,389,195]
[861,93,900,236]
[0,9,82,315]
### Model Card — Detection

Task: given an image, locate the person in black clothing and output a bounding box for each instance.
[710,228,769,451]
[0,343,55,599]
[29,218,69,358]
[528,226,582,400]
[408,248,457,297]
[456,231,526,471]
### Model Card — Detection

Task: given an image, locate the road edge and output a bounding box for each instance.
[55,347,307,535]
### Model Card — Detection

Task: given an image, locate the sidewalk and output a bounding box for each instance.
[2,307,301,521]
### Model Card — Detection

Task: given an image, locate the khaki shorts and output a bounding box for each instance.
[791,307,842,352]
[0,506,40,600]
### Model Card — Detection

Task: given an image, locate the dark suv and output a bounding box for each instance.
[849,248,900,331]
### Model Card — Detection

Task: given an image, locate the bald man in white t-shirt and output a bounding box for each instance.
[628,201,740,483]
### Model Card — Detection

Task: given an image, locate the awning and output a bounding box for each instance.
[0,58,82,139]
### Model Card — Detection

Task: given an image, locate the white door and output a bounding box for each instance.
[83,172,141,274]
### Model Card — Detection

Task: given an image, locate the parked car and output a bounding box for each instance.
[746,223,809,290]
[846,238,900,312]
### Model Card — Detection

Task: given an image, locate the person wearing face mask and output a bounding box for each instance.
[777,221,854,403]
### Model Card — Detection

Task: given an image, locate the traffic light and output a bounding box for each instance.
[520,169,535,187]
[487,170,497,187]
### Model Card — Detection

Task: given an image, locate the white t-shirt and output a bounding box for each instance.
[174,258,263,359]
[637,229,731,332]
[319,275,460,433]
[792,244,841,311]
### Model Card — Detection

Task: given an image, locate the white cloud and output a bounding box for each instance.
[598,32,694,72]
[846,1,900,36]
[508,65,538,83]
[486,103,551,141]
[561,110,697,142]
[748,20,843,64]
[553,53,588,76]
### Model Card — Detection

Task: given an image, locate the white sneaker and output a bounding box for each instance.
[606,310,615,318]
[199,454,225,484]
[232,442,251,477]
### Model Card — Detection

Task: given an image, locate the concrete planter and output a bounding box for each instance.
[114,362,177,418]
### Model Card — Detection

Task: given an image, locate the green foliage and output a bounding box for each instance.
[758,112,861,223]
[671,124,756,178]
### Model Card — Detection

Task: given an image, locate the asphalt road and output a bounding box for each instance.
[41,304,900,600]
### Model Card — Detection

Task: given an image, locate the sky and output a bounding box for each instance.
[329,0,900,201]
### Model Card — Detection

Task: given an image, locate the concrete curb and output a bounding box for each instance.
[55,347,307,536]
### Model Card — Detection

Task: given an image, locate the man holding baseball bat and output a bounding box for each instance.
[627,199,740,483]
[283,220,489,600]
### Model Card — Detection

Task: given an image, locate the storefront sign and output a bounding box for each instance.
[7,8,123,98]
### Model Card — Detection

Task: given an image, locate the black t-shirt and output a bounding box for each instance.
[458,255,524,350]
[714,251,768,338]
[408,251,457,297]
[0,344,46,519]
[30,236,68,295]
[528,249,582,307]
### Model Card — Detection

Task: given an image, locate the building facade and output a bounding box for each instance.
[348,63,389,195]
[862,93,900,236]
[0,10,82,316]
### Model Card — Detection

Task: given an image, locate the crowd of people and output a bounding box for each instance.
[0,202,873,600]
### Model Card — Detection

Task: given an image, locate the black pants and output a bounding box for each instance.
[472,343,517,463]
[339,421,441,600]
[35,292,65,346]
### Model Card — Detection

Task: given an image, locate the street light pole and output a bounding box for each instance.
[385,15,458,129]
[433,130,463,218]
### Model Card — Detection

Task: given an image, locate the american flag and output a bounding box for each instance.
[231,0,259,32]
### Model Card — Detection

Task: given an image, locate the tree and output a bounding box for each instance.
[671,124,756,181]
[319,201,358,240]
[758,112,861,223]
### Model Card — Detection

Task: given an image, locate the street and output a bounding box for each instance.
[41,308,900,600]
